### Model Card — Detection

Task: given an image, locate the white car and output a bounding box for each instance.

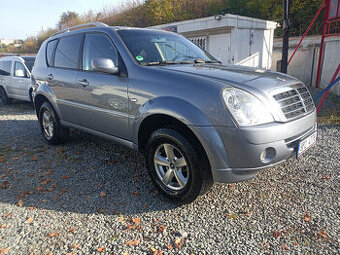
[0,55,35,104]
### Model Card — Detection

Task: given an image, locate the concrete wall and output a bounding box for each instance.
[272,35,340,95]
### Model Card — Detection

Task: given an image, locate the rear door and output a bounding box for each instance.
[0,60,13,95]
[47,34,83,124]
[75,32,129,139]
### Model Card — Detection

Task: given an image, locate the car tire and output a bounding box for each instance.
[0,87,11,105]
[145,128,213,203]
[39,101,69,145]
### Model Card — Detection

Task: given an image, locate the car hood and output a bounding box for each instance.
[157,64,300,93]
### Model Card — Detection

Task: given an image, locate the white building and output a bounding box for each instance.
[149,14,278,69]
[0,39,16,45]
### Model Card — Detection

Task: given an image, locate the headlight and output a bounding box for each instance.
[222,87,274,126]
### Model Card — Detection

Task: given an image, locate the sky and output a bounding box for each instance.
[0,0,131,39]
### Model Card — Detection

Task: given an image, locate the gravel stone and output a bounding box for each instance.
[0,95,339,254]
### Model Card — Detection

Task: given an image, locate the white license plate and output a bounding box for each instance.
[298,132,317,156]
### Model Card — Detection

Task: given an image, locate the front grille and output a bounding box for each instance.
[273,85,315,120]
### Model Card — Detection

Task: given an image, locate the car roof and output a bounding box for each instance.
[0,55,35,62]
[48,26,172,41]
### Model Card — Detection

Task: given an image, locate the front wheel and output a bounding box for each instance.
[145,128,213,203]
[39,102,69,144]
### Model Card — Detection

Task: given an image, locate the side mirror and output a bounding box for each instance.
[15,69,25,77]
[91,58,118,74]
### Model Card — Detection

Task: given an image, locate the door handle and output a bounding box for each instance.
[78,79,89,87]
[46,74,54,81]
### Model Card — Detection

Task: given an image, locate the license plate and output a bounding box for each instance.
[298,132,317,156]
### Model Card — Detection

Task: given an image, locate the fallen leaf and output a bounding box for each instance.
[62,176,70,179]
[321,175,330,180]
[70,227,75,233]
[97,247,105,253]
[2,212,12,218]
[0,181,9,189]
[1,224,6,229]
[318,230,327,238]
[158,225,166,232]
[0,248,10,254]
[27,207,36,210]
[118,216,125,222]
[66,253,75,255]
[99,191,106,197]
[165,244,173,250]
[32,157,37,161]
[153,189,159,194]
[126,239,140,246]
[132,191,139,196]
[18,200,23,207]
[150,247,162,255]
[281,243,289,250]
[44,170,52,176]
[48,232,59,238]
[132,218,141,224]
[273,231,281,238]
[304,213,311,222]
[174,238,184,248]
[71,243,80,249]
[26,217,34,224]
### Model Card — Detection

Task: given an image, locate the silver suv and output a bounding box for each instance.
[0,55,35,104]
[31,23,317,203]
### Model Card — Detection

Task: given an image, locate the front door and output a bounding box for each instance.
[12,61,30,99]
[75,32,129,139]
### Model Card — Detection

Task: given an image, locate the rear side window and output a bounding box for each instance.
[46,40,58,66]
[54,35,82,69]
[14,62,27,77]
[0,61,12,76]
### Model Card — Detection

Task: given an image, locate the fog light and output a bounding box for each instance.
[260,147,276,163]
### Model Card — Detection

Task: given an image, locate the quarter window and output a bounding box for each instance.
[82,33,118,71]
[46,39,58,66]
[54,35,82,69]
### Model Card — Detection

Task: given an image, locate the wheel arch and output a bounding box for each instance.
[137,113,211,171]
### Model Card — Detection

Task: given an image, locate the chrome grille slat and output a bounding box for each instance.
[272,85,315,120]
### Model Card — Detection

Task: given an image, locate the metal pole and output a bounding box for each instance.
[281,0,289,73]
[316,0,330,88]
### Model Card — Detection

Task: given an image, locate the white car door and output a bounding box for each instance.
[12,61,30,99]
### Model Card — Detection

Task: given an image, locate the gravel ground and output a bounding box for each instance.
[0,95,339,254]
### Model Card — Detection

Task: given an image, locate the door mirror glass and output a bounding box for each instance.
[15,69,25,77]
[91,58,118,74]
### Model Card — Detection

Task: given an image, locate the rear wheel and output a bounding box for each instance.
[0,87,11,105]
[39,101,69,144]
[145,128,213,203]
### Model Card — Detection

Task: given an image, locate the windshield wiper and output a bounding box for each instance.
[194,58,221,64]
[143,60,178,66]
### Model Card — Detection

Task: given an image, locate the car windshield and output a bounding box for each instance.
[117,29,217,65]
[24,61,34,72]
[22,57,36,72]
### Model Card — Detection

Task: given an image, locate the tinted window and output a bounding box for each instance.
[117,29,215,64]
[54,35,82,69]
[82,33,118,71]
[14,62,27,77]
[0,61,12,76]
[46,40,57,66]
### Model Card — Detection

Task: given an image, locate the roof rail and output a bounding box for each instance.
[52,22,108,37]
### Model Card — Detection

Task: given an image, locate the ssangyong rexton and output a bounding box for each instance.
[31,23,317,203]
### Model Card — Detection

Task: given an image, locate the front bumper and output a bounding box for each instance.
[192,111,317,183]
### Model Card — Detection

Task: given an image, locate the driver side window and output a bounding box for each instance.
[82,33,118,71]
[14,62,27,78]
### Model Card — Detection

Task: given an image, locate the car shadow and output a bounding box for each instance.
[0,104,181,216]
